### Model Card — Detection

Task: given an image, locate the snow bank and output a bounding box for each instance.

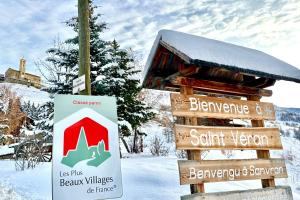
[0,161,51,200]
[0,157,188,200]
[1,152,300,200]
[0,83,50,105]
[0,182,23,200]
[0,145,14,156]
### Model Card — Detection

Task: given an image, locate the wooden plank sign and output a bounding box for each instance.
[181,186,293,200]
[178,159,287,185]
[175,125,282,150]
[170,93,275,120]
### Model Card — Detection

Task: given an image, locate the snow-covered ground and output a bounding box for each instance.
[0,156,188,200]
[0,145,14,156]
[0,151,299,200]
[0,83,50,105]
[1,139,300,200]
[1,84,300,199]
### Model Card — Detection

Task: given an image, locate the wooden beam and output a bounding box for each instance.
[160,41,191,64]
[242,77,276,88]
[180,86,205,194]
[174,125,282,150]
[170,93,276,120]
[248,95,276,188]
[171,77,272,97]
[144,76,166,89]
[166,65,200,81]
[78,0,91,95]
[178,159,287,185]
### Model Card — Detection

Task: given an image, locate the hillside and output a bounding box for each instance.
[0,83,50,105]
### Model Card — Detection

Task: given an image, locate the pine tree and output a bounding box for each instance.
[64,1,109,91]
[21,101,39,121]
[36,1,108,95]
[37,1,155,153]
[34,1,109,137]
[30,103,40,121]
[21,101,54,137]
[42,41,77,94]
[122,81,155,153]
[35,101,54,136]
[20,101,37,136]
[95,40,155,153]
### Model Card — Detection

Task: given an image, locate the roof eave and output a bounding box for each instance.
[192,59,300,84]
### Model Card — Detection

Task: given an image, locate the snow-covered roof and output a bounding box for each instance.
[143,30,300,84]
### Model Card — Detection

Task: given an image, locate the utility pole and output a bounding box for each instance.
[78,0,91,95]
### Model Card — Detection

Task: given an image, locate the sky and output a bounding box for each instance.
[0,0,299,107]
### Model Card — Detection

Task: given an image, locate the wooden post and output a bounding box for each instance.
[78,0,91,95]
[180,86,205,193]
[248,95,275,188]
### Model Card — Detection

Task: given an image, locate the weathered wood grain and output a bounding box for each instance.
[180,86,205,193]
[175,125,282,150]
[178,159,287,185]
[170,76,273,97]
[170,93,275,120]
[249,95,275,187]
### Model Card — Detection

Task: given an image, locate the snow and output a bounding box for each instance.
[0,161,51,200]
[23,130,35,136]
[95,75,105,82]
[112,78,125,82]
[1,116,300,199]
[0,145,14,156]
[0,183,23,200]
[0,157,186,200]
[143,29,300,83]
[0,85,10,114]
[119,120,133,131]
[0,152,299,199]
[0,83,50,105]
[1,83,300,199]
[0,124,9,128]
[102,62,118,70]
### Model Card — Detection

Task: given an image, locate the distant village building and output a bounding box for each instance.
[4,58,41,89]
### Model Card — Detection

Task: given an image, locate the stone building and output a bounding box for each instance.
[5,58,41,89]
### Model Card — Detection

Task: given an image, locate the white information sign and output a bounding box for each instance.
[53,95,123,200]
[73,75,85,94]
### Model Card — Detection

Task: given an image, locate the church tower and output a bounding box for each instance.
[19,58,26,78]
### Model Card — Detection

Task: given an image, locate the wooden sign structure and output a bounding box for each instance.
[178,158,287,184]
[175,125,282,150]
[171,94,275,120]
[171,91,292,199]
[141,30,300,200]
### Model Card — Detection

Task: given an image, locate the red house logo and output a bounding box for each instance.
[61,117,111,167]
